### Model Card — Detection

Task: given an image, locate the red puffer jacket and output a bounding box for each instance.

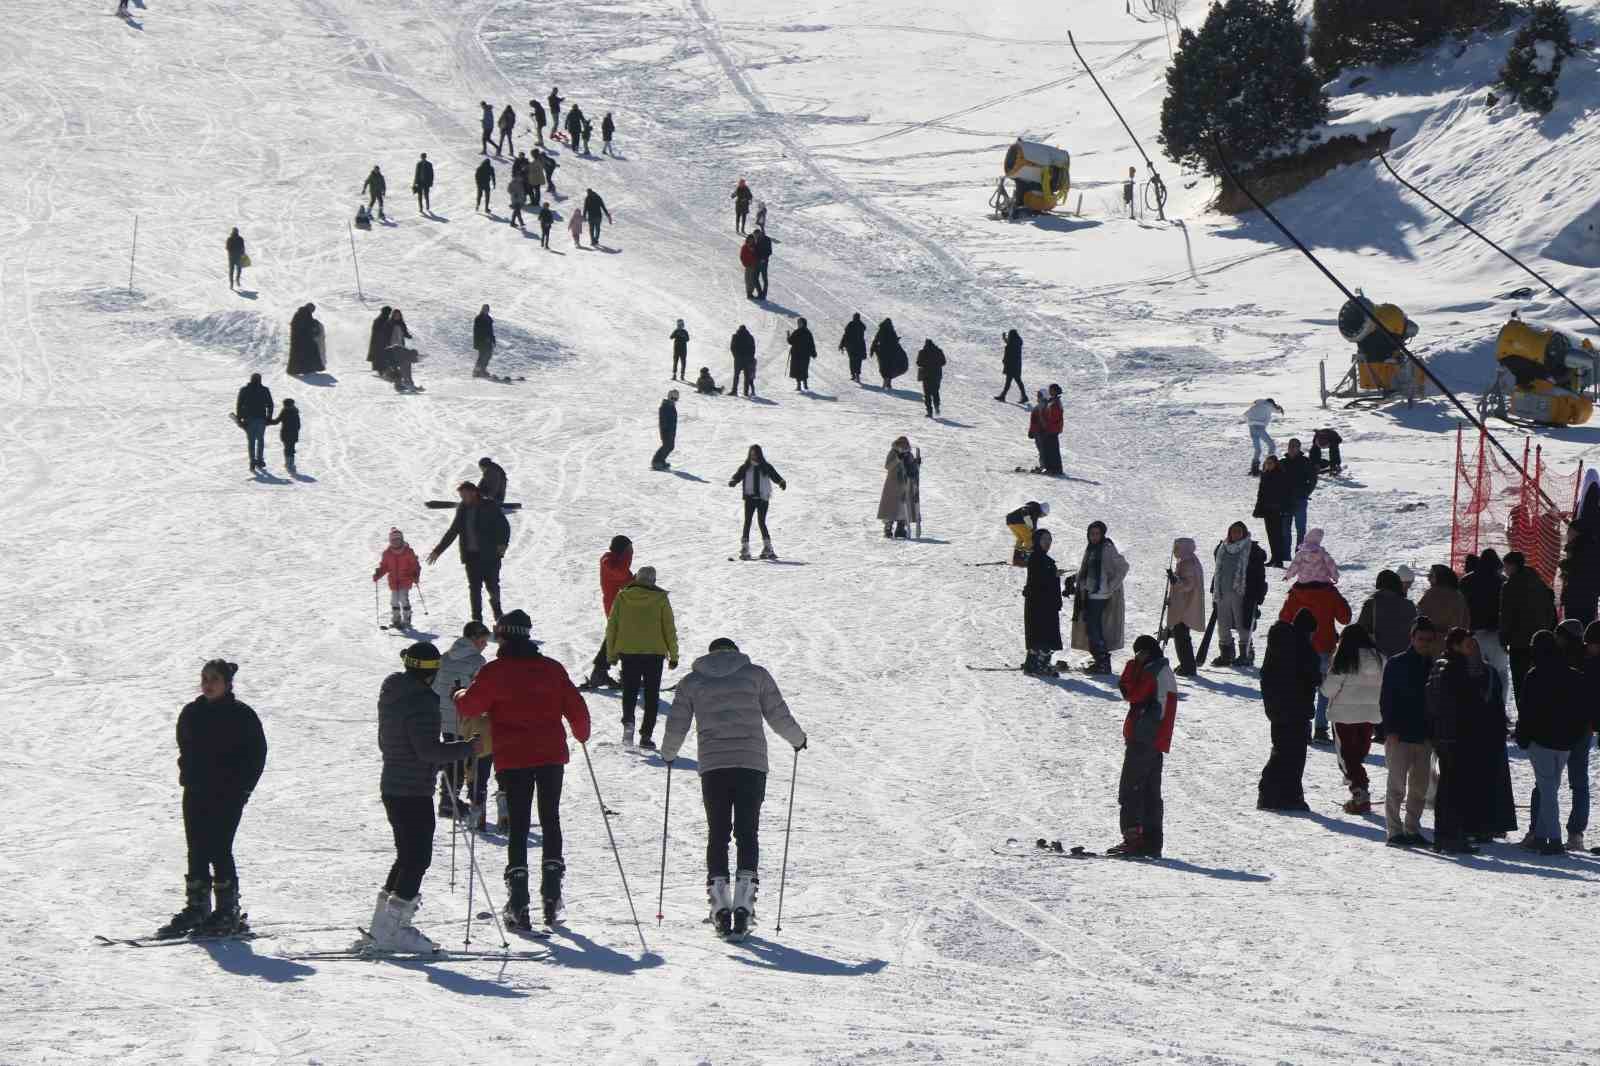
[455,652,591,769]
[1119,657,1178,753]
[1279,581,1351,655]
[1040,398,1063,435]
[375,545,421,590]
[600,548,633,617]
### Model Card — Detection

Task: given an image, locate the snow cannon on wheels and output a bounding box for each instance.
[1320,293,1422,407]
[1479,316,1599,427]
[990,139,1070,221]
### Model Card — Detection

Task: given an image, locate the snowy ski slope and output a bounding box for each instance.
[4,0,1600,1062]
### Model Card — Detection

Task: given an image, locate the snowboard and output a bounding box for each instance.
[425,500,522,510]
[1193,604,1219,664]
[474,373,526,384]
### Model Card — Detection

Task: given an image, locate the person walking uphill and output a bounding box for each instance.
[1109,635,1178,857]
[729,445,786,561]
[877,436,921,540]
[660,636,808,940]
[373,527,422,630]
[1166,538,1205,676]
[480,101,496,154]
[652,390,679,471]
[729,325,757,398]
[269,399,300,472]
[1280,438,1318,551]
[473,305,496,377]
[474,158,496,213]
[997,329,1026,403]
[427,481,510,624]
[413,153,434,214]
[1321,624,1385,814]
[870,318,907,389]
[739,234,759,300]
[601,112,616,154]
[369,643,478,953]
[1022,529,1064,677]
[497,103,517,155]
[839,313,867,383]
[916,339,946,417]
[234,373,273,473]
[586,535,634,690]
[606,566,680,750]
[732,179,753,233]
[582,188,612,246]
[455,611,590,929]
[670,320,690,381]
[362,165,387,220]
[155,660,267,940]
[225,227,246,289]
[1071,521,1128,674]
[547,88,563,135]
[787,318,816,391]
[1258,610,1319,811]
[752,227,774,300]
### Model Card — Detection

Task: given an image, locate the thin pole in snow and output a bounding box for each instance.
[128,215,138,295]
[348,221,364,302]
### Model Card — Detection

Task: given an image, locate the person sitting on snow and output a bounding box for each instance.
[695,367,723,395]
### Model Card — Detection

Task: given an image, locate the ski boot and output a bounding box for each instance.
[540,860,566,926]
[198,879,247,936]
[155,877,213,939]
[638,733,657,751]
[502,866,532,930]
[1342,788,1372,815]
[401,610,413,629]
[739,540,752,561]
[759,539,777,561]
[708,877,734,938]
[1106,828,1144,859]
[1237,645,1255,667]
[732,870,759,941]
[1087,655,1112,675]
[366,888,391,939]
[373,893,438,953]
[1211,650,1235,668]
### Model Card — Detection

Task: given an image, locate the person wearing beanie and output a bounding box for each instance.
[269,398,301,473]
[373,528,422,630]
[660,637,807,940]
[476,456,507,503]
[1257,610,1319,811]
[427,481,510,624]
[1460,548,1510,705]
[1396,564,1416,597]
[652,391,680,472]
[1252,455,1292,566]
[1357,569,1418,660]
[1513,631,1588,854]
[1499,550,1557,710]
[1279,537,1352,745]
[1070,520,1128,674]
[670,320,690,381]
[434,621,494,825]
[1380,617,1442,845]
[605,566,680,749]
[1417,564,1470,635]
[1166,538,1205,677]
[1523,618,1593,850]
[370,643,475,952]
[1005,500,1050,566]
[585,535,634,689]
[1211,520,1268,667]
[455,610,590,930]
[1108,634,1178,857]
[156,660,268,940]
[234,372,274,473]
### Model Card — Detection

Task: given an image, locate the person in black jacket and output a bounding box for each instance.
[234,373,274,472]
[729,325,756,398]
[156,660,267,939]
[839,313,867,383]
[1357,569,1419,659]
[225,227,246,289]
[871,318,906,389]
[582,188,612,246]
[548,88,563,135]
[497,104,517,155]
[1279,438,1318,551]
[1253,455,1292,566]
[601,111,616,154]
[1379,617,1440,845]
[1257,610,1318,811]
[367,306,392,372]
[1517,630,1589,853]
[529,97,546,144]
[652,390,679,471]
[473,305,496,377]
[1022,528,1063,676]
[1460,548,1510,704]
[427,482,511,623]
[752,228,774,300]
[732,179,753,233]
[787,319,816,392]
[474,158,496,213]
[269,398,300,472]
[476,456,507,503]
[670,319,690,380]
[916,339,946,417]
[1425,629,1510,854]
[362,166,387,220]
[413,153,434,213]
[997,329,1025,402]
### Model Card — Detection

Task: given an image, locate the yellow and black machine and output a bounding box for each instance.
[1322,292,1423,406]
[1480,315,1599,427]
[990,139,1071,219]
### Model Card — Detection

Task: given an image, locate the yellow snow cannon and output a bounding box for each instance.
[1325,294,1422,402]
[1487,318,1598,426]
[991,139,1071,218]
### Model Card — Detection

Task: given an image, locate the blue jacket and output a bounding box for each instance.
[1380,647,1431,743]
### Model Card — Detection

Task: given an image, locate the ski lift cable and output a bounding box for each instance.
[1067,30,1167,220]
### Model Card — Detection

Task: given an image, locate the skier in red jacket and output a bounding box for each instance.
[1109,634,1178,858]
[373,528,422,629]
[1036,385,1065,475]
[454,609,590,930]
[584,535,634,688]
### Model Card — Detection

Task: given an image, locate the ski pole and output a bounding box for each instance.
[774,746,800,933]
[580,741,648,953]
[445,751,507,950]
[416,579,430,618]
[374,581,381,628]
[656,762,672,925]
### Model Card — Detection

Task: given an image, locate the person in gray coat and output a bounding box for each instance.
[372,642,478,952]
[432,621,492,816]
[660,637,807,939]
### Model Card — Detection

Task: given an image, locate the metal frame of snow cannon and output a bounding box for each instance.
[1067,31,1168,222]
[1319,291,1423,410]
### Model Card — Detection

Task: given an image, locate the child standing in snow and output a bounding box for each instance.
[270,398,300,472]
[374,528,422,629]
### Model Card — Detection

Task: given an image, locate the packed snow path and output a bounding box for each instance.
[4,0,1600,1063]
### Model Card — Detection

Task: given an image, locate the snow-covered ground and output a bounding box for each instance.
[5,0,1600,1062]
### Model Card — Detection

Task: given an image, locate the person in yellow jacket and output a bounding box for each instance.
[605,566,679,750]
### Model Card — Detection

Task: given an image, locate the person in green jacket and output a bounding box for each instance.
[605,566,679,750]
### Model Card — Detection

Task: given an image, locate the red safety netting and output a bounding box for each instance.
[1450,424,1582,589]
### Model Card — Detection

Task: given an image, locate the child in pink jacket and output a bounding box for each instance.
[373,528,422,628]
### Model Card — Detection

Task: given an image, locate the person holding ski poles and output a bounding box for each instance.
[660,636,807,940]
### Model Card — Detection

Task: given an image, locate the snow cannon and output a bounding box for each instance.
[1489,318,1598,426]
[1337,296,1421,392]
[991,139,1071,218]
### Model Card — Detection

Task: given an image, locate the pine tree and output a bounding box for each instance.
[1159,0,1329,176]
[1499,1,1577,114]
[1309,1,1507,78]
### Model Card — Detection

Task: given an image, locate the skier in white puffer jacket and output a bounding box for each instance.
[1320,623,1385,815]
[1243,397,1284,477]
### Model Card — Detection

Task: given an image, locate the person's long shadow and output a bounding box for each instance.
[745,394,779,407]
[800,391,838,402]
[543,925,664,975]
[932,417,976,428]
[198,939,315,983]
[1412,845,1597,882]
[729,936,887,976]
[293,371,338,387]
[753,297,802,319]
[1304,809,1389,843]
[1185,674,1260,700]
[252,469,292,486]
[670,470,708,483]
[381,957,532,997]
[426,213,451,223]
[872,384,924,402]
[292,471,319,483]
[121,15,144,29]
[1044,676,1121,701]
[236,289,259,300]
[1148,858,1272,883]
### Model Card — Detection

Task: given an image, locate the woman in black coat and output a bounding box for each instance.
[787,318,817,391]
[367,306,393,371]
[870,318,906,388]
[1253,455,1292,566]
[1257,610,1318,810]
[157,660,268,939]
[1022,528,1063,676]
[1426,630,1502,853]
[916,339,946,418]
[839,313,867,383]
